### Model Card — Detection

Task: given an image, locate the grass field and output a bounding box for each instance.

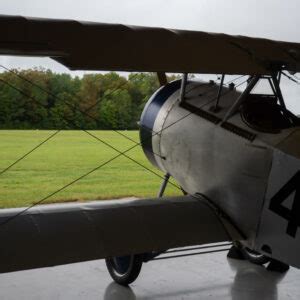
[0,130,180,208]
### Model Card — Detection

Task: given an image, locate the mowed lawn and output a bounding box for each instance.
[0,130,180,208]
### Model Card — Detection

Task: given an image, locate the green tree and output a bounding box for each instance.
[100,89,134,129]
[0,69,178,130]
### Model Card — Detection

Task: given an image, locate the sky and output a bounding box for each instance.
[0,0,299,112]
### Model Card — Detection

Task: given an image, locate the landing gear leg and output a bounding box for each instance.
[105,173,171,286]
[158,173,170,197]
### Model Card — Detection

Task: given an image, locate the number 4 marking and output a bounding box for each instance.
[269,171,300,238]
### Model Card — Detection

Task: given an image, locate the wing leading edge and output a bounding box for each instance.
[0,15,300,75]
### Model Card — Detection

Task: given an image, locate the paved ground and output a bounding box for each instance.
[0,251,300,300]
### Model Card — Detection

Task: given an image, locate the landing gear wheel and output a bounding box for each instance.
[105,254,143,286]
[228,242,270,265]
[240,247,270,265]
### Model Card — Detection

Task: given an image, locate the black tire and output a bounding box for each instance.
[105,254,143,286]
[240,247,270,265]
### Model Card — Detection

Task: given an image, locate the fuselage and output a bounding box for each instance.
[140,79,300,268]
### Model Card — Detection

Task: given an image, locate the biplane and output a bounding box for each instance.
[0,15,299,286]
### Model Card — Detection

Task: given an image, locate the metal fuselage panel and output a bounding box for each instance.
[140,80,300,267]
[256,147,300,267]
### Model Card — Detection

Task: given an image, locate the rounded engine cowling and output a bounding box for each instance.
[139,80,182,169]
[139,79,223,174]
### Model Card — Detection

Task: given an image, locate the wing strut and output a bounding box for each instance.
[157,173,170,197]
[271,73,286,109]
[179,73,188,104]
[212,74,225,112]
[223,76,261,121]
[156,72,168,86]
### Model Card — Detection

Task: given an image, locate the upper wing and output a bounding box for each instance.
[1,15,300,75]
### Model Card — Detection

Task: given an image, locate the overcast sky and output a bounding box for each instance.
[0,0,299,112]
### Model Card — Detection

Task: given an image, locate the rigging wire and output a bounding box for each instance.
[0,77,181,188]
[0,130,61,176]
[294,74,300,81]
[0,65,142,145]
[0,68,164,174]
[282,71,300,85]
[0,75,248,229]
[3,66,226,160]
[0,65,245,176]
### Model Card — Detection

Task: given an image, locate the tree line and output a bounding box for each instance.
[0,69,178,130]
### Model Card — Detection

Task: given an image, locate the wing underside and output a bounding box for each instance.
[0,15,300,75]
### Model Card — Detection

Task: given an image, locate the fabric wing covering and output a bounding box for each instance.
[0,196,234,273]
[0,14,300,75]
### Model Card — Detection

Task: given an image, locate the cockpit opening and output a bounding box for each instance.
[240,94,299,133]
